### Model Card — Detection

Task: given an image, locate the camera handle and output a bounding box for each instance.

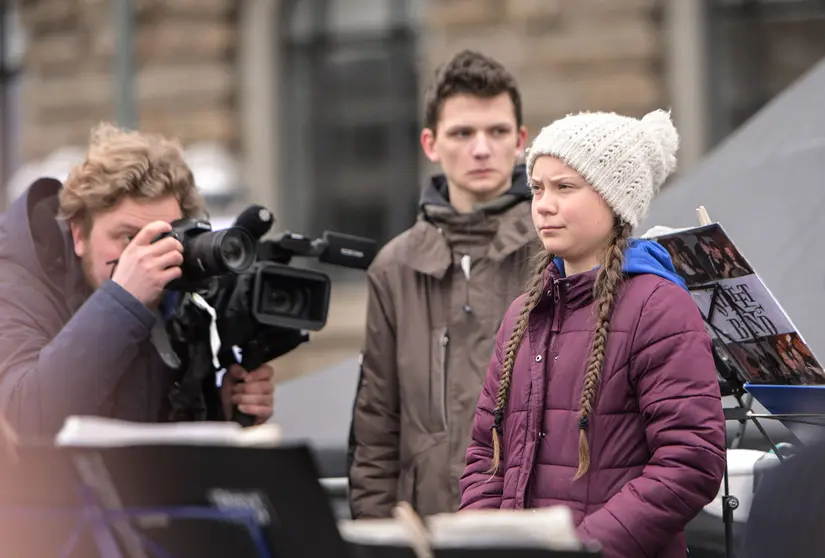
[230,339,267,428]
[217,325,309,427]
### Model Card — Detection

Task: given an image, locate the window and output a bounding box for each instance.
[280,0,421,279]
[706,0,825,147]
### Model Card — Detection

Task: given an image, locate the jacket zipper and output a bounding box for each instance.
[524,330,557,509]
[525,283,560,508]
[439,328,450,430]
[438,253,468,431]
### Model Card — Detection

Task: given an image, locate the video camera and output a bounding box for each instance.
[160,205,377,426]
[223,208,376,332]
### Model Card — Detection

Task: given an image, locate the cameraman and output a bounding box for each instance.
[0,123,275,439]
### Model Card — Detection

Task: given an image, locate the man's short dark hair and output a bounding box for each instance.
[424,50,523,133]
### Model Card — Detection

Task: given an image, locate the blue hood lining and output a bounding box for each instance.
[553,239,688,291]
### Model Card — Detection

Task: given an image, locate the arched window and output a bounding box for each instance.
[280,0,422,276]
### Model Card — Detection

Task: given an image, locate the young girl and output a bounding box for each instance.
[459,110,726,558]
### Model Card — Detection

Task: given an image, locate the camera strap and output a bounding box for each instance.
[151,293,221,372]
[150,310,182,370]
[189,292,221,370]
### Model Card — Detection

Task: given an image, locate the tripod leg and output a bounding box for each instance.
[722,430,739,558]
[722,471,739,558]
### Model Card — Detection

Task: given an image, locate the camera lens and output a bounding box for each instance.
[262,286,309,317]
[251,264,332,331]
[213,228,255,273]
[219,231,253,273]
[185,227,255,278]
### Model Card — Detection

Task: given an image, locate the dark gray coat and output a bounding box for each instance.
[0,178,176,440]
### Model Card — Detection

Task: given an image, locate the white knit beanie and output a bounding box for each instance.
[525,109,680,229]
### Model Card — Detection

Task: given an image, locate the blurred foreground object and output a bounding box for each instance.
[55,415,282,448]
[740,438,825,558]
[0,415,17,461]
[339,502,598,558]
[0,415,354,558]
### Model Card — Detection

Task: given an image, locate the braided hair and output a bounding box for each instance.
[489,220,633,478]
[489,250,553,473]
[574,220,632,478]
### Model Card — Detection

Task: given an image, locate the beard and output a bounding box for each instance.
[81,253,163,309]
[79,252,103,291]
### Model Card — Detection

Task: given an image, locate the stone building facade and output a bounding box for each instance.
[19,0,239,160]
[423,0,666,138]
[6,0,825,381]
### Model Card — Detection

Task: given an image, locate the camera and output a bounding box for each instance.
[165,205,377,426]
[208,228,376,352]
[243,229,375,332]
[250,263,330,332]
[153,218,256,292]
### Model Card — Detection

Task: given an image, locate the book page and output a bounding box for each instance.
[338,518,415,546]
[426,506,582,550]
[55,416,282,448]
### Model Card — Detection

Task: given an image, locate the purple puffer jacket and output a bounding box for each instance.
[459,261,726,558]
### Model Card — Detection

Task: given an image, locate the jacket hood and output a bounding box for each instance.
[0,178,85,301]
[554,238,688,291]
[419,164,531,214]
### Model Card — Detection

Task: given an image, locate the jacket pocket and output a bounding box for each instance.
[428,327,450,432]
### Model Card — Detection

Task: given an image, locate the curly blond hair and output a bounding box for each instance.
[59,122,206,233]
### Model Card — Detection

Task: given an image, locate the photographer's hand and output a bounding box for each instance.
[221,363,275,424]
[111,221,184,306]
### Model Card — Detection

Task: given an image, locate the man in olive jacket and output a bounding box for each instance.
[347,50,540,518]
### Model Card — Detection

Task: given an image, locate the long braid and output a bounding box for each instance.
[574,221,633,480]
[489,251,553,473]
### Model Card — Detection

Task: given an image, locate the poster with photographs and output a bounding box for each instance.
[652,223,825,386]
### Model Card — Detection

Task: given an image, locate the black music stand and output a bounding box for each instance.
[693,280,825,558]
[0,442,351,558]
